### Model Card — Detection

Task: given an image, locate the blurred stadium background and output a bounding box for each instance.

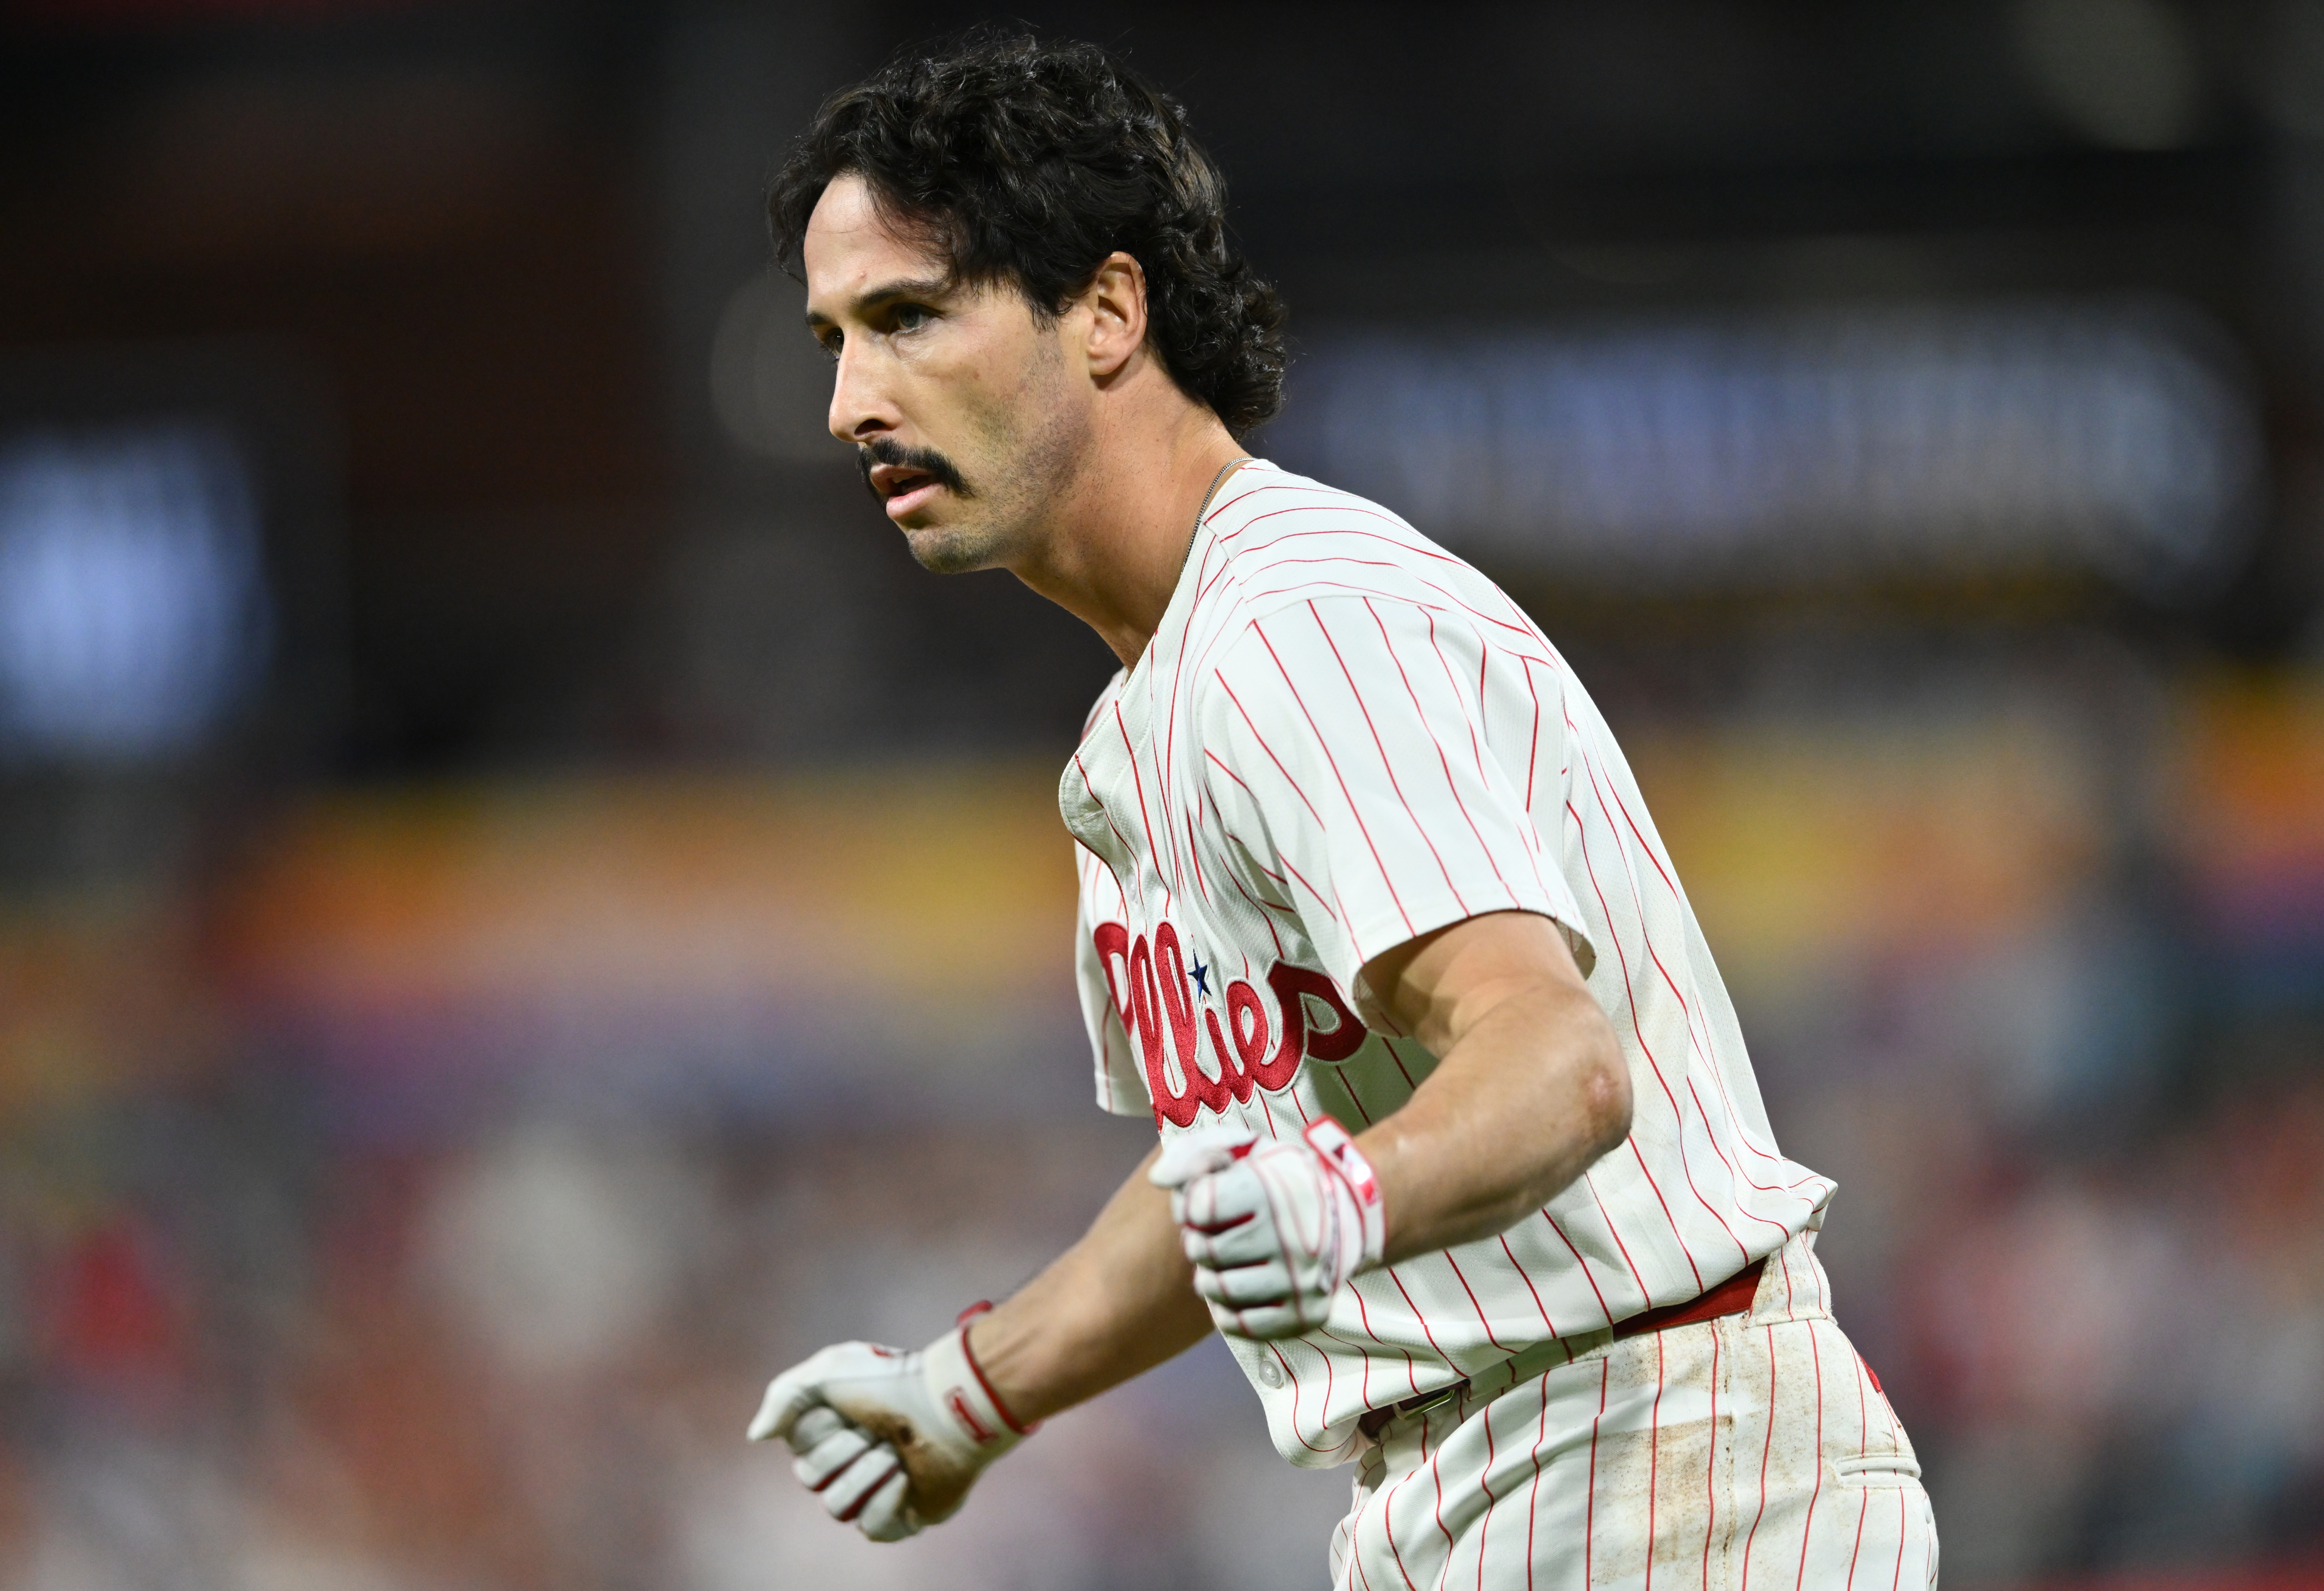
[4,2,2324,1587]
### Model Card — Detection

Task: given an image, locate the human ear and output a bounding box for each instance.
[1080,252,1149,378]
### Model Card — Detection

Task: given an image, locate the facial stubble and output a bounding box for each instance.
[877,335,1092,577]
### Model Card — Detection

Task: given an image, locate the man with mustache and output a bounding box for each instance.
[747,32,1936,1587]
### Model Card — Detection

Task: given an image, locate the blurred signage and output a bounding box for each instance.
[1264,300,2261,596]
[0,422,272,762]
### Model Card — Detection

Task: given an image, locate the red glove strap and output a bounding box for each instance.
[954,1307,1037,1436]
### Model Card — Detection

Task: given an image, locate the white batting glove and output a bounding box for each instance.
[1150,1119,1387,1340]
[746,1319,1030,1541]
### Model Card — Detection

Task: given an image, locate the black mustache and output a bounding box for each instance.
[857,438,972,502]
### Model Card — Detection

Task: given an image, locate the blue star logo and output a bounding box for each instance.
[1190,958,1212,998]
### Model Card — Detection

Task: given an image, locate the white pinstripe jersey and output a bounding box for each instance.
[1061,460,1835,1467]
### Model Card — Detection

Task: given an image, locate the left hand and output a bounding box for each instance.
[1149,1119,1386,1339]
[746,1324,1027,1541]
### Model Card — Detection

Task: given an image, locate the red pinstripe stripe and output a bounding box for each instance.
[1793,1326,1826,1591]
[1157,535,1226,861]
[1218,854,1290,956]
[1216,678,1327,825]
[1583,1164,1655,1303]
[1199,471,1272,519]
[1584,1359,1609,1589]
[1844,1391,1871,1591]
[1070,754,1141,903]
[1215,837,1300,911]
[1233,575,1548,646]
[1252,616,1419,938]
[1220,520,1548,639]
[1350,1282,1424,1397]
[1379,1414,1429,1591]
[1425,1413,1457,1589]
[1443,1249,1513,1353]
[1888,1490,1907,1591]
[1313,599,1475,913]
[1374,1033,1420,1091]
[1182,809,1212,903]
[1214,512,1470,566]
[1365,597,1525,901]
[1740,1325,1777,1589]
[1278,854,1348,929]
[1523,1371,1550,1591]
[1473,627,1490,736]
[1265,1341,1338,1457]
[1385,1267,1457,1369]
[1648,1329,1665,1591]
[1474,1390,1497,1591]
[1497,1234,1558,1335]
[1685,1075,1822,1220]
[1194,542,1238,607]
[1332,1062,1379,1127]
[1702,1325,1720,1591]
[1519,655,1545,811]
[1542,1209,1618,1330]
[1318,1320,1375,1406]
[1112,704,1167,889]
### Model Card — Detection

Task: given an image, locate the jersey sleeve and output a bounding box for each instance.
[1197,595,1594,1001]
[1072,842,1152,1119]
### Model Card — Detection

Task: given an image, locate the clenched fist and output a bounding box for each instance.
[1150,1118,1386,1339]
[747,1322,1029,1541]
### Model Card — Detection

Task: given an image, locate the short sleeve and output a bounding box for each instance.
[1197,596,1594,999]
[1072,843,1152,1118]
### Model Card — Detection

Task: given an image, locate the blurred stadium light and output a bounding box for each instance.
[1266,299,2262,596]
[0,421,271,763]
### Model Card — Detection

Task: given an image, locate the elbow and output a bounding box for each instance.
[1580,1026,1633,1164]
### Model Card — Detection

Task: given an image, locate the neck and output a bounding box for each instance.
[1005,392,1248,668]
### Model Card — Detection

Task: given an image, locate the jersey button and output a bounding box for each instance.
[1255,1357,1285,1389]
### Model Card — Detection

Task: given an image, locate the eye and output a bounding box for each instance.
[816,329,842,361]
[893,304,933,333]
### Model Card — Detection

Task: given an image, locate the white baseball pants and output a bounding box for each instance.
[1327,1233,1938,1590]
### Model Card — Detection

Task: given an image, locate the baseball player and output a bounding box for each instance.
[747,34,1937,1588]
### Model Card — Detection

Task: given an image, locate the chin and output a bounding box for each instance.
[901,522,1001,575]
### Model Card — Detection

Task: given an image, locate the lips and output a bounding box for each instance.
[868,463,943,519]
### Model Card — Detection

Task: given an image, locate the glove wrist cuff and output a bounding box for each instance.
[920,1323,1033,1465]
[1302,1118,1388,1270]
[953,1309,1037,1437]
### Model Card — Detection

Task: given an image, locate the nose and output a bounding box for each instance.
[827,338,896,446]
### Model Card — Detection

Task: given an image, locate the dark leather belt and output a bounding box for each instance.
[1356,1257,1765,1440]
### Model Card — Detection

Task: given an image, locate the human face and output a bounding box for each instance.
[802,175,1091,574]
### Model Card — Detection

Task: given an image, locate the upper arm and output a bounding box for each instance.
[1359,909,1595,1060]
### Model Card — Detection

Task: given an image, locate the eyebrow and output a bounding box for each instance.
[803,275,952,330]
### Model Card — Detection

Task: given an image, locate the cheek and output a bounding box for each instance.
[980,346,1078,453]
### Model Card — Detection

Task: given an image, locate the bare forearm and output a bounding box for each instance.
[1360,977,1631,1265]
[966,1147,1214,1423]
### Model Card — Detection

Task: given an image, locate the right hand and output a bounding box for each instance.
[1150,1119,1386,1339]
[746,1324,1028,1541]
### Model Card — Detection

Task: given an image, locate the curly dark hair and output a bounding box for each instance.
[767,32,1287,438]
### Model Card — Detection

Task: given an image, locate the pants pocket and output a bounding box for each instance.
[1832,1452,1923,1489]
